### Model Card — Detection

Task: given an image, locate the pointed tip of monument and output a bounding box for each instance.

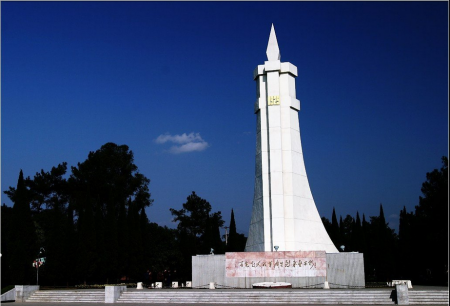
[266,24,280,61]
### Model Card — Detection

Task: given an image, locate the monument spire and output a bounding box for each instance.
[246,25,339,253]
[266,24,280,61]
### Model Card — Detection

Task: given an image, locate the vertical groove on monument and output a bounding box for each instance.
[245,24,339,253]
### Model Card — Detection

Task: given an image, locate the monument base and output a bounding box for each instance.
[192,252,365,289]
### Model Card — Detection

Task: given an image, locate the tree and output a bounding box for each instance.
[351,212,363,253]
[226,209,238,252]
[5,170,38,284]
[339,215,354,251]
[170,191,224,252]
[27,163,72,285]
[171,192,218,238]
[365,204,398,282]
[69,142,153,283]
[413,156,448,284]
[170,191,224,279]
[1,204,14,286]
[330,207,340,249]
[225,209,247,253]
[3,143,160,285]
[398,206,416,280]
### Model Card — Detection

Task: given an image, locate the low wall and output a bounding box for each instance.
[1,288,16,302]
[192,252,365,289]
[326,253,365,288]
[15,285,40,302]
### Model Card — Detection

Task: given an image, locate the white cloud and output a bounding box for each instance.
[155,132,209,154]
[155,132,203,145]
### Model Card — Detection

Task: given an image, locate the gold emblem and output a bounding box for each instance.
[268,95,280,106]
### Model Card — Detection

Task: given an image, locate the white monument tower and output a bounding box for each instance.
[245,25,338,253]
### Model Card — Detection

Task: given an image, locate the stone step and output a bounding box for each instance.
[410,300,449,302]
[30,293,104,296]
[117,296,393,300]
[117,300,395,304]
[27,301,104,303]
[116,297,395,302]
[117,302,395,304]
[410,292,448,295]
[118,296,393,298]
[408,292,449,305]
[119,295,392,298]
[117,297,393,300]
[26,290,105,303]
[119,293,393,297]
[25,288,448,304]
[410,296,449,298]
[120,291,393,294]
[409,302,449,305]
[117,290,395,304]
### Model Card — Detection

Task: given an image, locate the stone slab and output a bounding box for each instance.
[225,251,326,277]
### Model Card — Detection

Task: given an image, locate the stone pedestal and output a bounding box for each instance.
[105,285,126,303]
[192,252,364,289]
[395,284,409,305]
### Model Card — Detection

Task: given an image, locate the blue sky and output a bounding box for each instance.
[1,1,448,235]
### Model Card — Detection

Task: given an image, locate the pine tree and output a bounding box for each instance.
[9,170,38,284]
[398,206,415,280]
[1,204,14,286]
[351,211,363,252]
[379,204,386,226]
[339,215,344,250]
[330,207,340,249]
[413,156,448,284]
[227,209,239,252]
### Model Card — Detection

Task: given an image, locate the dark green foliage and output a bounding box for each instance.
[5,170,38,285]
[3,149,447,287]
[398,206,415,280]
[322,156,448,285]
[397,156,448,285]
[1,285,15,295]
[29,163,73,285]
[170,191,224,253]
[1,204,14,286]
[351,212,363,253]
[170,191,225,280]
[330,207,340,249]
[69,143,153,283]
[339,215,354,251]
[364,205,398,282]
[227,209,247,252]
[2,143,156,286]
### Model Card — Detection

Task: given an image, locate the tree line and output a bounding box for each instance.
[1,142,447,287]
[1,143,246,287]
[320,156,448,285]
